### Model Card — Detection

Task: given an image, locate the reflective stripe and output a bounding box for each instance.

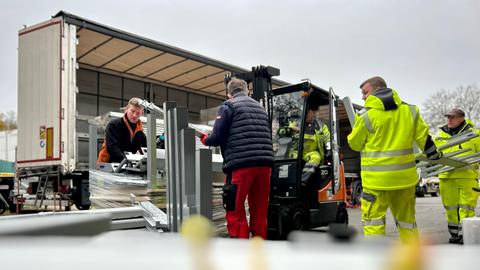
[363,219,386,226]
[361,148,413,158]
[448,222,461,228]
[408,105,418,123]
[448,223,462,234]
[448,228,460,234]
[459,204,475,211]
[395,219,417,229]
[362,113,374,133]
[444,204,476,211]
[361,162,416,172]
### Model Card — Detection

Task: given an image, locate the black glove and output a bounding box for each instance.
[427,151,443,161]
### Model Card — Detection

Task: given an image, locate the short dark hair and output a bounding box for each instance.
[360,76,387,90]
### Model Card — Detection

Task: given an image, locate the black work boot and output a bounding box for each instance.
[448,234,463,244]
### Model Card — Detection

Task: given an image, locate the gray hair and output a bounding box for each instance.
[227,77,248,96]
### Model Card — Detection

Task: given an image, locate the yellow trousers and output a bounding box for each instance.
[439,178,479,236]
[361,186,418,243]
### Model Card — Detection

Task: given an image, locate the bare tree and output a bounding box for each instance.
[0,111,17,131]
[453,85,480,125]
[422,84,480,132]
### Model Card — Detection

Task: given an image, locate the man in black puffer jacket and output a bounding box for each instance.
[201,77,273,239]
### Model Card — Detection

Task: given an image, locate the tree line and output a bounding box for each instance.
[0,111,16,131]
[422,84,480,132]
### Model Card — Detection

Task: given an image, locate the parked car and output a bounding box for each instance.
[416,177,439,197]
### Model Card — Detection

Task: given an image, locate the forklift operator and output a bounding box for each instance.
[280,107,330,165]
[97,97,147,163]
[302,107,331,166]
[299,106,331,186]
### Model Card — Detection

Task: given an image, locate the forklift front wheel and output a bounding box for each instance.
[278,202,308,239]
[336,203,349,225]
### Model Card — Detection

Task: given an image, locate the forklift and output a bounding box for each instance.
[230,66,348,239]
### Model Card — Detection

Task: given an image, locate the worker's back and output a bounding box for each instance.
[348,88,429,190]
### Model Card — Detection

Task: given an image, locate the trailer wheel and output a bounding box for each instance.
[278,201,308,239]
[430,192,438,197]
[416,186,426,197]
[336,203,348,225]
[9,203,22,214]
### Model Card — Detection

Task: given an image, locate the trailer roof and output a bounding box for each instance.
[53,11,362,119]
[53,11,295,99]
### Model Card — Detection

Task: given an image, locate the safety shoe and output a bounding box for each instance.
[448,235,463,244]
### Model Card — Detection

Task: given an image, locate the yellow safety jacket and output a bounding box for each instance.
[434,119,480,180]
[348,88,434,190]
[285,120,330,165]
[302,121,330,165]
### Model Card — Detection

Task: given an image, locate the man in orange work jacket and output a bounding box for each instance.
[97,97,147,163]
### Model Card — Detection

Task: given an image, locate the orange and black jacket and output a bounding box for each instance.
[97,114,147,163]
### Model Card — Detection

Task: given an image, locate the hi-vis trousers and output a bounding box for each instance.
[361,186,418,243]
[439,178,479,237]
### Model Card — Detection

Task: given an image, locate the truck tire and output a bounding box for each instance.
[430,192,438,197]
[9,203,22,214]
[416,186,425,197]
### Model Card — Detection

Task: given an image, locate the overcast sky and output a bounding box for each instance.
[1,0,479,115]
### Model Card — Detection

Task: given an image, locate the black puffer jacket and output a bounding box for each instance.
[206,93,273,171]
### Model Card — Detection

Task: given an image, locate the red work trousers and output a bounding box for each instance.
[226,166,272,239]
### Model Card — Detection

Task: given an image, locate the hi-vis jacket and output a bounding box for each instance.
[302,121,330,165]
[348,88,437,190]
[284,120,330,165]
[434,119,480,180]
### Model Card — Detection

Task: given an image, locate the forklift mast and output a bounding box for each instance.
[225,66,279,120]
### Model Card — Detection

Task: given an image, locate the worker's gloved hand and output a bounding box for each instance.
[301,162,319,187]
[325,150,332,161]
[200,134,208,146]
[427,151,443,161]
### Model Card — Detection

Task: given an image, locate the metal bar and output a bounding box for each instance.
[77,37,114,61]
[99,45,141,68]
[180,128,196,218]
[144,58,188,78]
[165,64,207,83]
[123,52,166,73]
[173,107,188,229]
[111,218,146,230]
[200,80,224,90]
[196,149,212,220]
[438,131,479,151]
[88,123,98,169]
[147,113,157,188]
[182,70,225,87]
[342,96,356,128]
[163,101,177,232]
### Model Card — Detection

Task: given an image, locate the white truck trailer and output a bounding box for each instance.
[13,11,246,212]
[14,11,361,213]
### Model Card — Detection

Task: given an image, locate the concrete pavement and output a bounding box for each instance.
[347,195,480,244]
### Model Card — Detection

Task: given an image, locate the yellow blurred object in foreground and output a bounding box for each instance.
[385,240,424,270]
[180,215,215,244]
